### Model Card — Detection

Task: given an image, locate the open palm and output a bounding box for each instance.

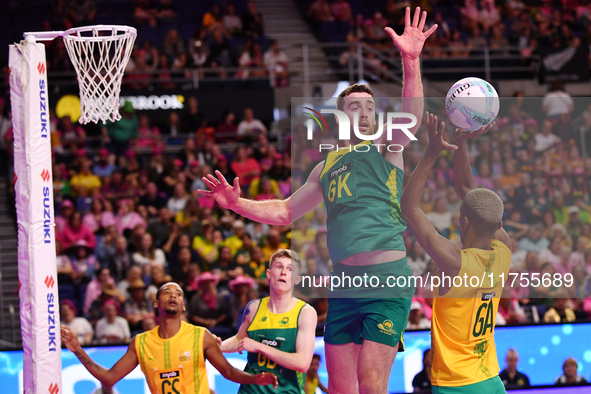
[385,7,437,60]
[197,170,241,209]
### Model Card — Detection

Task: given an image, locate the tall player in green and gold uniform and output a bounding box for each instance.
[199,8,438,393]
[401,113,511,394]
[221,249,317,394]
[61,282,278,393]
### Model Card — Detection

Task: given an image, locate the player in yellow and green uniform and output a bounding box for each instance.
[401,113,511,394]
[200,9,438,393]
[221,249,318,394]
[61,282,278,393]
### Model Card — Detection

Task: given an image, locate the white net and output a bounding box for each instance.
[62,25,136,124]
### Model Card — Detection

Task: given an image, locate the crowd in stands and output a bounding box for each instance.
[303,0,591,79]
[39,0,290,88]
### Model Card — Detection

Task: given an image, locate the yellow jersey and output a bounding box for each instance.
[135,321,209,394]
[431,240,511,387]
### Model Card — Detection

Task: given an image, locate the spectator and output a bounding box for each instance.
[102,101,138,157]
[331,0,352,22]
[569,265,591,298]
[227,275,256,328]
[262,229,288,263]
[167,182,189,215]
[237,108,267,137]
[181,97,203,133]
[224,220,246,257]
[95,300,131,344]
[538,236,563,265]
[263,40,289,87]
[202,4,222,32]
[188,272,230,330]
[544,298,576,323]
[109,236,133,284]
[60,211,97,250]
[134,0,157,26]
[84,267,124,314]
[500,349,531,389]
[68,240,99,282]
[92,148,117,179]
[102,170,133,202]
[243,1,264,37]
[230,146,261,188]
[406,301,431,330]
[169,247,197,287]
[157,0,176,23]
[308,0,332,25]
[55,199,76,235]
[60,299,93,346]
[535,120,560,152]
[163,28,185,60]
[305,354,329,394]
[407,240,429,276]
[223,4,243,35]
[122,279,153,334]
[83,198,115,235]
[147,207,172,248]
[426,197,452,233]
[115,199,146,236]
[555,358,588,386]
[193,222,222,264]
[412,349,432,392]
[139,182,167,217]
[543,79,574,128]
[70,159,102,197]
[132,233,167,272]
[117,264,143,300]
[518,224,549,252]
[135,114,160,150]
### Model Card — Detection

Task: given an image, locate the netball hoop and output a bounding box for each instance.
[24,25,137,124]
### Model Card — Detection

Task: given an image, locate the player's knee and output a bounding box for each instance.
[328,378,358,394]
[358,370,387,394]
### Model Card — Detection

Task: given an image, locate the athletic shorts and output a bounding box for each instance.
[324,258,414,348]
[432,376,506,394]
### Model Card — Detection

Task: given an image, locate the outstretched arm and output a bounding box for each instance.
[198,163,324,225]
[383,7,437,147]
[452,125,511,247]
[237,305,317,373]
[204,330,278,388]
[61,326,138,387]
[401,113,461,275]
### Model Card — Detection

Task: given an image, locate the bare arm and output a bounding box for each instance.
[239,305,317,373]
[381,7,437,148]
[204,330,278,388]
[61,326,138,386]
[198,164,324,225]
[221,300,258,353]
[401,114,461,276]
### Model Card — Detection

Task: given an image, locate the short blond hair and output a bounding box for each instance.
[269,249,302,271]
[463,188,504,236]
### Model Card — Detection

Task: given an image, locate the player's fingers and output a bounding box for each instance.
[418,10,427,31]
[207,174,221,186]
[384,27,399,41]
[404,7,411,27]
[233,177,240,191]
[202,177,217,190]
[424,24,438,38]
[215,170,229,186]
[438,121,445,135]
[412,7,420,28]
[444,142,458,150]
[196,189,212,196]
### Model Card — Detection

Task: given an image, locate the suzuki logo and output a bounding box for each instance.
[38,62,46,74]
[44,276,55,289]
[48,383,59,394]
[41,169,50,182]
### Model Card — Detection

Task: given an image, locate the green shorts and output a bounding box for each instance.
[324,259,414,348]
[433,376,506,394]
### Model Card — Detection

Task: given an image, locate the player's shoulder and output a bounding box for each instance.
[245,298,263,318]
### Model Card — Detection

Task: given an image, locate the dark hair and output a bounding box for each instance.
[312,354,321,361]
[337,84,374,110]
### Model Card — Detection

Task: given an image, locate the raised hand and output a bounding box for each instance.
[454,121,496,142]
[255,372,279,389]
[425,112,457,154]
[61,326,81,353]
[385,7,437,61]
[197,170,241,209]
